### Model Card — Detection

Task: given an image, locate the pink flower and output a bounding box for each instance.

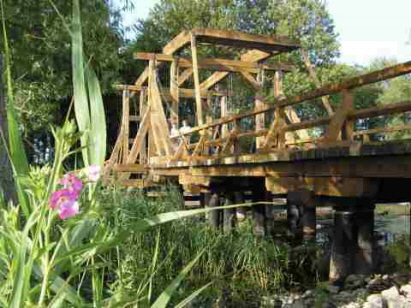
[58,201,79,219]
[59,173,83,193]
[49,189,79,219]
[85,165,101,182]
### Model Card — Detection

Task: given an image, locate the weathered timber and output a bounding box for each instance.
[171,61,411,138]
[135,52,295,72]
[223,192,236,233]
[191,28,300,52]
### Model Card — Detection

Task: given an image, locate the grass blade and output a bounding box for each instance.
[151,248,206,308]
[174,282,213,308]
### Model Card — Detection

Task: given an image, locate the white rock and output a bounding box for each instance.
[366,294,386,308]
[400,284,411,298]
[382,287,400,300]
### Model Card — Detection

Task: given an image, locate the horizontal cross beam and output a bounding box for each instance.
[114,84,233,98]
[135,52,295,72]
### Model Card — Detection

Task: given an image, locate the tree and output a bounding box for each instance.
[1,0,129,162]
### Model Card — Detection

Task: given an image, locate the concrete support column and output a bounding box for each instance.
[354,204,375,275]
[329,206,357,285]
[223,192,236,233]
[287,202,300,235]
[209,192,222,230]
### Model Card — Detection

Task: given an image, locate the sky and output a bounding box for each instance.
[117,0,411,66]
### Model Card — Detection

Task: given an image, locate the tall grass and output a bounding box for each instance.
[99,186,294,306]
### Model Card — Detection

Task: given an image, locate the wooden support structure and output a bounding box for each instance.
[190,34,204,126]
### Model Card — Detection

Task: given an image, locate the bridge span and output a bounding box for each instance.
[106,28,411,284]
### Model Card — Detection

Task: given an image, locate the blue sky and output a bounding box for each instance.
[117,0,411,66]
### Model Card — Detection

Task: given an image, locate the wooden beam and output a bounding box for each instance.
[126,107,150,164]
[178,67,193,86]
[121,90,130,162]
[353,123,411,137]
[173,61,411,138]
[323,89,352,142]
[301,49,333,115]
[162,30,191,55]
[114,84,232,98]
[240,70,261,90]
[135,52,295,72]
[199,49,272,91]
[170,59,179,124]
[191,34,204,126]
[112,164,147,173]
[191,28,300,52]
[265,176,379,197]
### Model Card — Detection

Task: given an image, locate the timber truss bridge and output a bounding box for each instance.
[106,28,411,282]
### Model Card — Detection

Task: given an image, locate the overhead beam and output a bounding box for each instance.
[115,84,232,99]
[135,52,295,72]
[162,30,191,55]
[191,28,300,53]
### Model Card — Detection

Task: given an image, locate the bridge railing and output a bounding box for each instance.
[166,61,411,162]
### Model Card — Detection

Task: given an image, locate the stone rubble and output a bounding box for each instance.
[262,274,411,308]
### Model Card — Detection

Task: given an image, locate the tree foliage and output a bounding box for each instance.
[1,0,127,160]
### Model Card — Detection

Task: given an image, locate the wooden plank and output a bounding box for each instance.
[349,101,411,119]
[353,123,411,136]
[265,176,379,197]
[170,59,179,124]
[134,67,149,87]
[115,84,232,98]
[191,34,204,126]
[129,115,140,122]
[113,164,147,172]
[262,107,287,150]
[323,89,352,142]
[135,52,295,72]
[191,28,300,52]
[301,49,333,115]
[274,60,411,110]
[178,67,193,86]
[139,89,147,164]
[121,90,130,162]
[162,30,191,55]
[199,49,272,91]
[126,107,151,164]
[175,59,411,139]
[240,70,261,90]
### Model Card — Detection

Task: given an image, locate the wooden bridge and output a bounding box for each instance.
[106,28,411,284]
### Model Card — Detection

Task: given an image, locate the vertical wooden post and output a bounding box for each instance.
[273,70,283,97]
[255,70,265,149]
[342,90,354,141]
[223,192,236,233]
[139,88,147,164]
[170,59,179,125]
[221,95,229,137]
[329,205,357,285]
[209,192,222,230]
[234,191,247,221]
[190,34,203,127]
[122,89,130,163]
[354,203,375,275]
[252,185,267,236]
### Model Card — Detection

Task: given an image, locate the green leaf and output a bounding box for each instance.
[151,248,206,308]
[0,0,29,216]
[85,66,106,165]
[72,0,91,166]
